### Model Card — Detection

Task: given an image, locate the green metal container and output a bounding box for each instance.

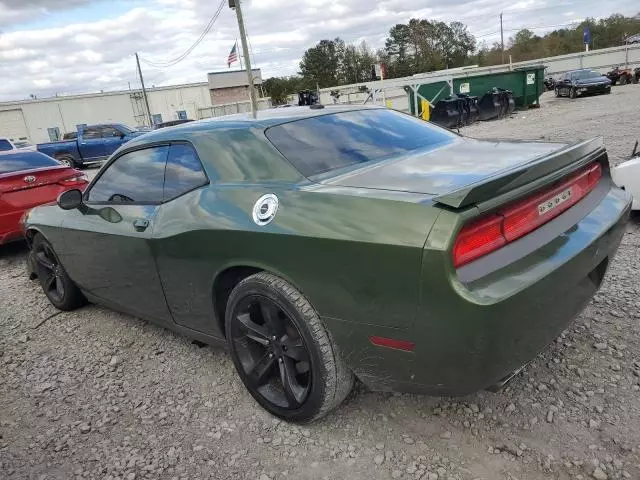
[408,66,545,116]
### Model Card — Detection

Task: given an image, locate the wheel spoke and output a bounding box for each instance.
[236,313,270,346]
[55,275,65,298]
[260,302,284,337]
[44,274,56,292]
[282,336,309,362]
[35,252,54,271]
[278,357,306,408]
[246,352,276,386]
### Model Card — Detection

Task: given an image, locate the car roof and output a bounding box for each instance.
[127,104,385,145]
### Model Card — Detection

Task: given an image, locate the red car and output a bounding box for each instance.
[0,150,88,244]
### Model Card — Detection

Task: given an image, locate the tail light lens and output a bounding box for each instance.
[58,173,88,186]
[453,162,602,268]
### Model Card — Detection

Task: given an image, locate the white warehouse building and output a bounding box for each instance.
[0,69,266,144]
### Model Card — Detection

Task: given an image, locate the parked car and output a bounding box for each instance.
[152,119,194,129]
[555,69,612,98]
[0,138,16,151]
[543,76,556,91]
[0,149,87,245]
[37,124,143,168]
[605,67,635,86]
[23,106,631,422]
[611,141,640,210]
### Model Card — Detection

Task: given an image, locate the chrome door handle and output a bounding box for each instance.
[133,218,150,232]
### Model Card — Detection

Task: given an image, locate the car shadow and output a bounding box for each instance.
[0,240,29,259]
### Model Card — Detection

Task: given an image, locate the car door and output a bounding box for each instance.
[100,126,127,157]
[59,145,174,324]
[78,126,107,161]
[148,143,215,334]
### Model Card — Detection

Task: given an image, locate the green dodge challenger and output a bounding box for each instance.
[22,105,631,422]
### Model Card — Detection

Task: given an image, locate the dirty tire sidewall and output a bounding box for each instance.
[225,272,354,423]
[32,233,86,312]
[569,87,576,99]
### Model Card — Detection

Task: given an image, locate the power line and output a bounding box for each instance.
[140,0,225,68]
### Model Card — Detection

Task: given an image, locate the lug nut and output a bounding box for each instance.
[268,353,274,358]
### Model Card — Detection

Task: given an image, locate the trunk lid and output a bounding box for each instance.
[0,165,83,209]
[317,137,605,208]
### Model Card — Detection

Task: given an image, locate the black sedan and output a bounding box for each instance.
[555,69,611,99]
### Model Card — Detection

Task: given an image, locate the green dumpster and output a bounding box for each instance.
[408,65,545,116]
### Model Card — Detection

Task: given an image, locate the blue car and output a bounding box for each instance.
[554,69,612,99]
[37,124,144,168]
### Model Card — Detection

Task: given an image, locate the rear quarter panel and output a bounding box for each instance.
[151,184,439,337]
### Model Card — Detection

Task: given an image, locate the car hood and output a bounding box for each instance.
[316,138,567,196]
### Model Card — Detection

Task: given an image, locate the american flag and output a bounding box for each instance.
[227,42,238,67]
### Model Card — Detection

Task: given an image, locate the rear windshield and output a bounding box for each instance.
[265,109,456,177]
[0,139,14,151]
[0,151,60,174]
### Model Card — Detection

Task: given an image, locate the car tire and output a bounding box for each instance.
[554,88,560,97]
[620,75,628,86]
[55,154,78,168]
[569,87,576,99]
[225,272,354,423]
[32,234,87,311]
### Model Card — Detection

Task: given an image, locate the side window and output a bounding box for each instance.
[83,127,101,139]
[101,126,122,138]
[163,144,208,201]
[87,146,169,204]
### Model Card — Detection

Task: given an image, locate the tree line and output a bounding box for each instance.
[262,13,640,104]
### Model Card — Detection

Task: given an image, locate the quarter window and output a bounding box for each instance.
[87,146,169,204]
[163,143,208,201]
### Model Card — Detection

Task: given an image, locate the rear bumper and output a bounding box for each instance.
[334,180,631,395]
[0,210,25,245]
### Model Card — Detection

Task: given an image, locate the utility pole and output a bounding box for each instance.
[135,53,153,126]
[231,0,258,118]
[500,13,505,65]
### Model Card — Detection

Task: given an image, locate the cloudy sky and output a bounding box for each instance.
[0,0,638,101]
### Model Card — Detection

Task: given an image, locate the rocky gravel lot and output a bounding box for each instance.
[2,86,640,480]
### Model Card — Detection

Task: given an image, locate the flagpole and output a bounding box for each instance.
[237,39,243,69]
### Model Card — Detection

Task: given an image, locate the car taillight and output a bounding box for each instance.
[58,173,88,186]
[453,162,602,268]
[453,215,506,268]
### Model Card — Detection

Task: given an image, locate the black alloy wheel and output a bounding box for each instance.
[230,295,312,409]
[32,234,86,311]
[225,272,353,423]
[35,242,66,304]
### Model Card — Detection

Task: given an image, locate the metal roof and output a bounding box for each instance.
[121,105,384,147]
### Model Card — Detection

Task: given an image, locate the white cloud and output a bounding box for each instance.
[0,0,639,100]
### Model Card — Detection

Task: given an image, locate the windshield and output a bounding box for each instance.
[574,70,602,80]
[265,109,456,177]
[0,151,60,174]
[0,139,14,151]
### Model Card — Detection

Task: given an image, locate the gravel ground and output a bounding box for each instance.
[2,85,640,480]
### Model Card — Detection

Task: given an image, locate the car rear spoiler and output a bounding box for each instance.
[433,137,606,209]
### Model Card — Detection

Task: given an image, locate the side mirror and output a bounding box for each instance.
[58,189,83,210]
[120,133,126,139]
